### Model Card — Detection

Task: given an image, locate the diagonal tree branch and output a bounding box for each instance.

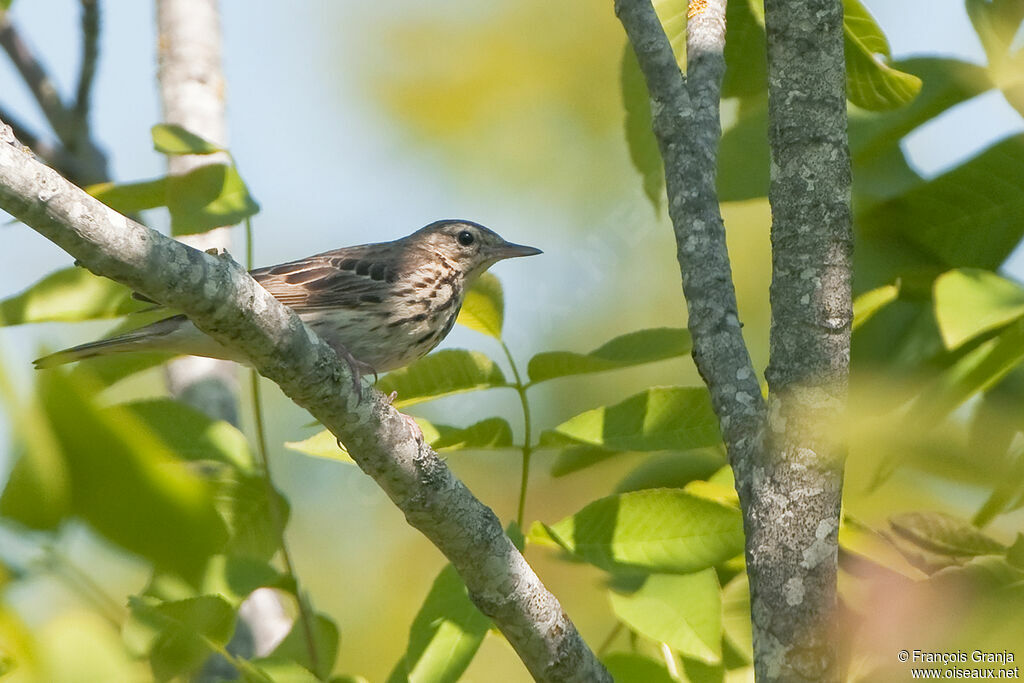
[0,126,610,683]
[613,0,765,505]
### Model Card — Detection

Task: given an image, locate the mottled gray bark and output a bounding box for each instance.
[616,1,852,681]
[756,0,851,680]
[156,0,238,424]
[614,0,766,505]
[0,129,610,683]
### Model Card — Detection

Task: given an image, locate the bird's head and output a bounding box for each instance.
[411,220,542,282]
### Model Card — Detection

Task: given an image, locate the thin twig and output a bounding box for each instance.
[0,11,74,145]
[74,0,100,130]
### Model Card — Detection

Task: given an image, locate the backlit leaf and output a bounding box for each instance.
[890,512,1006,558]
[853,282,900,331]
[167,164,260,235]
[0,266,143,326]
[542,488,744,574]
[392,564,490,683]
[934,269,1024,349]
[34,370,227,578]
[528,328,691,384]
[127,595,236,681]
[270,612,339,681]
[377,349,507,407]
[86,177,168,214]
[456,272,503,339]
[843,0,922,111]
[541,386,721,452]
[609,570,722,663]
[152,123,223,155]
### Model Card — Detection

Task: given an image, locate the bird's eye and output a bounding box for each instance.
[457,230,475,246]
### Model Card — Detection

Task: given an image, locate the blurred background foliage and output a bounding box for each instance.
[0,0,1023,681]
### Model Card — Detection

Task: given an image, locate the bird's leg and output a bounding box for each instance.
[325,340,375,400]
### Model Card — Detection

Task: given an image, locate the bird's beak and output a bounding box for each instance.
[490,242,543,260]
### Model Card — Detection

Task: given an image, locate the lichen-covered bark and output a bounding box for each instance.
[156,0,238,423]
[755,0,852,680]
[614,0,766,506]
[0,131,610,683]
[616,1,852,681]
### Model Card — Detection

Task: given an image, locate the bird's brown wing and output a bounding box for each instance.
[250,248,404,312]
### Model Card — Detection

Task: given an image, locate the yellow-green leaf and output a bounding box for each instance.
[542,488,744,574]
[456,272,504,339]
[0,266,145,326]
[376,349,507,407]
[541,386,721,452]
[528,328,692,384]
[609,570,722,663]
[934,269,1024,349]
[152,123,223,155]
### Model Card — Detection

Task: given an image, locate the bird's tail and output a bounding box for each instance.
[33,331,154,369]
[33,315,188,369]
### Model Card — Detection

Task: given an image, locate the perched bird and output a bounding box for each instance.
[34,220,541,384]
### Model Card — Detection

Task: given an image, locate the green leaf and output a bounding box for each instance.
[35,370,228,578]
[966,0,1024,67]
[843,0,922,110]
[285,430,355,464]
[861,135,1024,272]
[551,445,622,477]
[86,177,168,214]
[456,272,503,339]
[619,0,686,211]
[543,488,744,574]
[717,95,771,201]
[429,417,514,451]
[127,595,237,682]
[246,657,318,683]
[934,269,1024,349]
[621,46,664,212]
[615,449,726,493]
[167,163,260,235]
[151,123,223,155]
[0,266,144,326]
[271,613,339,681]
[201,555,284,605]
[909,319,1024,424]
[721,0,767,98]
[213,470,290,561]
[541,387,721,452]
[528,328,692,384]
[852,282,900,331]
[610,570,722,663]
[601,653,676,683]
[110,399,252,469]
[721,575,752,662]
[890,512,1007,558]
[394,564,490,683]
[376,349,507,407]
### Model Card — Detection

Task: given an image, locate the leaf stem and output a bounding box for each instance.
[500,341,533,528]
[245,218,320,676]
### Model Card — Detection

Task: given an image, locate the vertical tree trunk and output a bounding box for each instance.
[752,0,853,680]
[156,0,238,424]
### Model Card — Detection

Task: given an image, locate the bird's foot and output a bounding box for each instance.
[385,391,398,406]
[329,342,377,401]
